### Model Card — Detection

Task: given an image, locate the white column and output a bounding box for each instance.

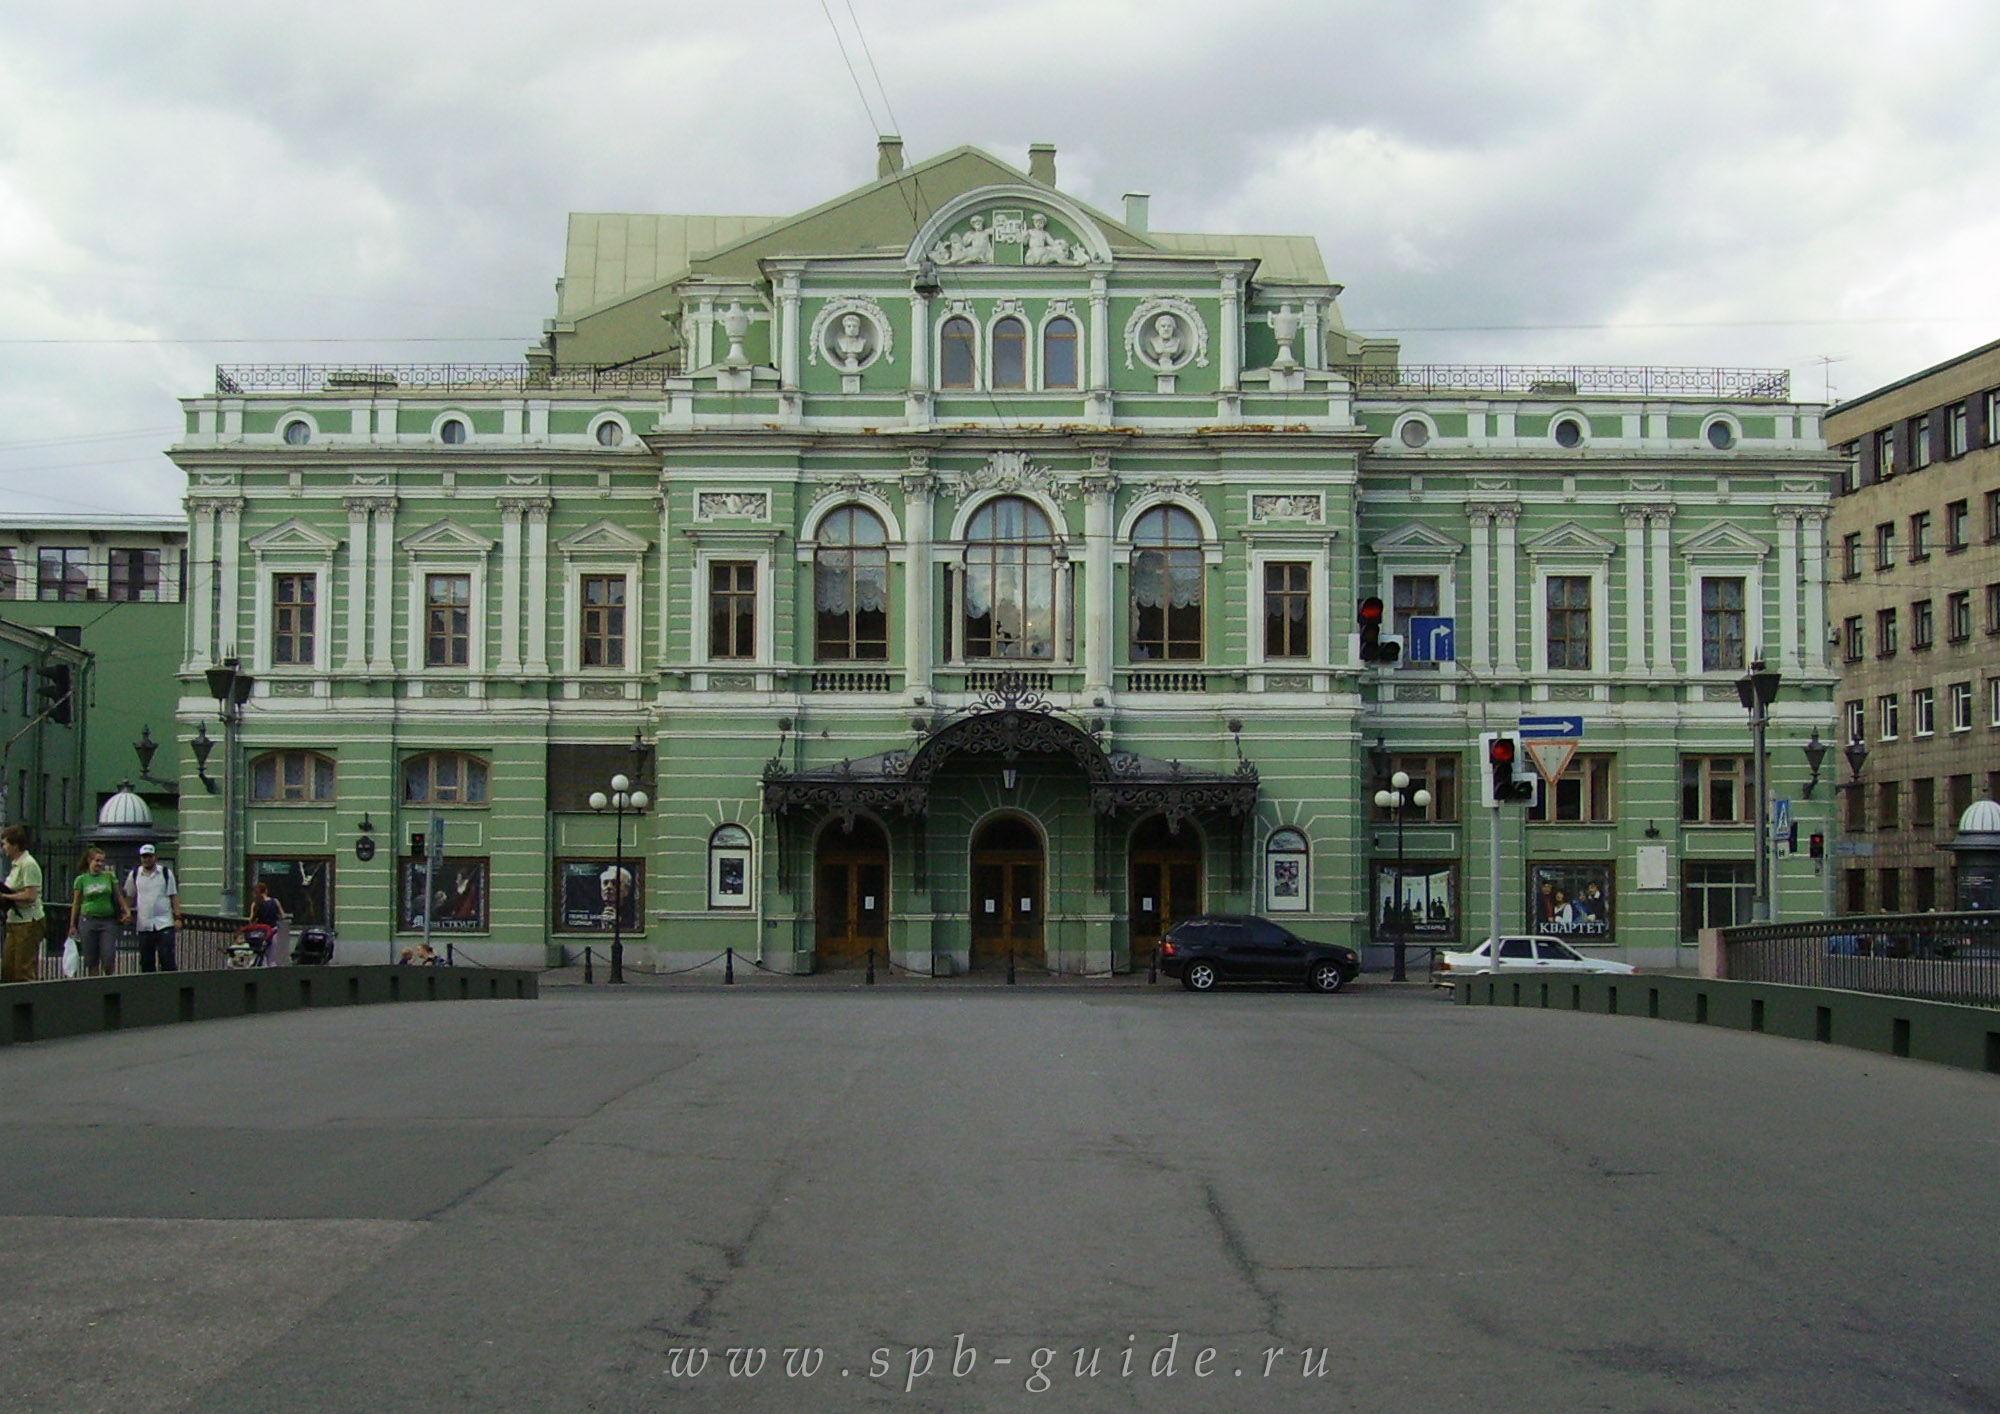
[1776,509,1801,670]
[1083,467,1117,694]
[1303,299,1324,370]
[1468,507,1492,671]
[944,561,965,665]
[1649,507,1674,674]
[1622,507,1648,674]
[370,502,396,673]
[1803,508,1828,669]
[216,498,245,662]
[1089,272,1111,392]
[1496,507,1519,672]
[344,499,371,673]
[656,492,672,665]
[777,275,801,389]
[497,499,524,674]
[901,466,936,700]
[187,501,216,670]
[1219,272,1242,391]
[525,502,551,674]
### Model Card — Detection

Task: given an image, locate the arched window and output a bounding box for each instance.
[1265,827,1309,912]
[963,496,1058,660]
[404,751,490,805]
[815,506,890,661]
[1043,316,1078,389]
[709,824,753,909]
[250,750,335,803]
[1130,506,1203,660]
[940,317,977,389]
[991,317,1027,390]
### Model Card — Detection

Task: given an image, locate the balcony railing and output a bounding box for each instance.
[1721,911,2000,1006]
[1339,364,1791,401]
[214,360,684,396]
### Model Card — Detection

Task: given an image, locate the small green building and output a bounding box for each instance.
[170,141,1841,970]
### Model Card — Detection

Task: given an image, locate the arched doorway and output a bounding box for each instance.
[815,819,889,968]
[969,814,1044,971]
[1129,814,1202,964]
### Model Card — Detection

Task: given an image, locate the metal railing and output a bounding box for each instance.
[214,360,684,396]
[30,911,251,980]
[1339,364,1791,401]
[1721,912,2000,1007]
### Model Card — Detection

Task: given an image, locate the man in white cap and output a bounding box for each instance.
[126,845,180,972]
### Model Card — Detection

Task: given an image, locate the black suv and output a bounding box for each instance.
[1158,915,1360,993]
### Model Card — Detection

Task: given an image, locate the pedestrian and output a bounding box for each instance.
[125,844,180,972]
[249,881,287,966]
[0,825,45,983]
[68,848,128,978]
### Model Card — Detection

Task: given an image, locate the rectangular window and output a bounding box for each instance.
[708,561,757,660]
[1949,402,1969,457]
[1877,430,1896,480]
[1989,489,2000,542]
[272,573,316,665]
[1948,499,1970,551]
[1988,584,2000,635]
[1879,693,1900,740]
[1951,680,1973,732]
[1700,577,1745,671]
[1992,677,2000,727]
[1910,510,1932,561]
[1843,867,1867,912]
[1877,607,1898,657]
[1913,777,1936,830]
[1545,575,1592,670]
[1681,756,1748,824]
[424,573,470,667]
[1528,753,1615,823]
[1844,698,1864,743]
[1841,532,1861,579]
[0,548,14,598]
[1391,574,1440,673]
[1989,390,2000,447]
[1843,616,1864,662]
[108,548,161,602]
[1950,591,1972,642]
[1952,773,1975,821]
[1912,599,1934,651]
[37,547,89,602]
[580,574,626,668]
[1845,783,1866,834]
[1913,416,1932,469]
[1680,861,1755,941]
[1262,561,1311,659]
[1914,686,1935,737]
[1876,521,1896,569]
[1879,869,1902,914]
[1840,443,1860,495]
[1877,780,1901,830]
[1914,867,1938,913]
[1372,755,1458,823]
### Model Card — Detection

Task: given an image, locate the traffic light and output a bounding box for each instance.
[411,832,426,861]
[36,664,71,726]
[1358,597,1400,662]
[1484,732,1536,805]
[1809,832,1825,859]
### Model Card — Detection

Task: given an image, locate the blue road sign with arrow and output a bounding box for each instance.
[1407,616,1455,662]
[1518,715,1585,739]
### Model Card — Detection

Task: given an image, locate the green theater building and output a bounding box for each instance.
[170,141,1842,971]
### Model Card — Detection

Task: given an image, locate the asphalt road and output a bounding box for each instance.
[4,978,1999,1413]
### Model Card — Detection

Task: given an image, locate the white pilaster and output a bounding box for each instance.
[1084,465,1117,694]
[901,464,936,700]
[1802,507,1829,669]
[1467,506,1493,671]
[497,499,525,674]
[370,502,396,673]
[343,499,372,672]
[777,274,801,390]
[216,498,244,662]
[1219,272,1241,391]
[1776,509,1801,670]
[525,502,551,675]
[1622,507,1648,674]
[1649,506,1674,675]
[1496,507,1519,672]
[186,500,217,670]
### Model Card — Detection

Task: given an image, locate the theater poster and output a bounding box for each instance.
[400,857,488,932]
[1528,861,1614,941]
[1371,860,1459,941]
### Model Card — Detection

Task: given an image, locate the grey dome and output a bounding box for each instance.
[96,784,153,827]
[1959,798,2000,834]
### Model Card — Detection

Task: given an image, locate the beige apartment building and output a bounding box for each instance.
[1826,339,2000,913]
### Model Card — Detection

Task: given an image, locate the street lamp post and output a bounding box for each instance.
[588,767,649,986]
[1373,769,1433,982]
[202,658,255,915]
[1735,659,1781,923]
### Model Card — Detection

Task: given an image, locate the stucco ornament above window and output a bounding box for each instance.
[951,451,1079,503]
[1124,297,1209,372]
[807,297,893,372]
[927,208,1091,267]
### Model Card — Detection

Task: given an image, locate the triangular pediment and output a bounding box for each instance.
[1523,521,1618,558]
[1370,521,1463,557]
[399,519,495,556]
[556,519,652,556]
[1681,521,1770,557]
[246,518,340,555]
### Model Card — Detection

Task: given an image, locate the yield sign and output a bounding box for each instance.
[1524,738,1576,786]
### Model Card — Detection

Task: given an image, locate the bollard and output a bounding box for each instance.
[725,947,735,984]
[1148,944,1158,984]
[584,946,594,985]
[866,945,876,986]
[447,943,456,966]
[1007,945,1016,986]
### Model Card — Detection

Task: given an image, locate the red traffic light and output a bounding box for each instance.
[1358,596,1385,625]
[1488,737,1516,765]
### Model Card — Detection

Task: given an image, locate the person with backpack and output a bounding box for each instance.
[126,844,180,972]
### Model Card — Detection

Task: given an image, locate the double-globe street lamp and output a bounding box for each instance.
[1374,770,1433,982]
[588,772,649,985]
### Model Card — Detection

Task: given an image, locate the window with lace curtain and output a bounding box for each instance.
[814,506,889,661]
[1130,506,1203,660]
[963,496,1058,660]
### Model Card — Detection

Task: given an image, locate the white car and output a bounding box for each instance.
[1433,934,1638,984]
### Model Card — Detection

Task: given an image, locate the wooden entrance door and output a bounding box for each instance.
[969,815,1045,971]
[1129,815,1202,966]
[816,820,889,968]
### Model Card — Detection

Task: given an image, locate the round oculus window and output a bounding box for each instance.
[596,421,624,447]
[1399,419,1431,448]
[1706,420,1736,450]
[281,420,311,445]
[439,418,467,445]
[1553,418,1584,449]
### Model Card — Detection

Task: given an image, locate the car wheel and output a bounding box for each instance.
[1182,960,1219,992]
[1309,962,1347,993]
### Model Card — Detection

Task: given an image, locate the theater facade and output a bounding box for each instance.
[170,141,1842,971]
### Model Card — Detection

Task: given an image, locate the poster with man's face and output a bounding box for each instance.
[556,858,644,932]
[400,858,488,932]
[249,857,332,928]
[1529,861,1614,940]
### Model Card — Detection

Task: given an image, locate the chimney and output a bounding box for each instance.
[1123,192,1150,233]
[1028,143,1057,186]
[877,135,905,179]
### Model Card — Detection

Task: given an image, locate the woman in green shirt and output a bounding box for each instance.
[69,849,129,978]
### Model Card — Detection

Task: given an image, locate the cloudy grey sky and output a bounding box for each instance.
[4,0,1996,517]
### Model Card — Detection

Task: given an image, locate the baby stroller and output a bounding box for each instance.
[291,927,334,965]
[228,922,275,969]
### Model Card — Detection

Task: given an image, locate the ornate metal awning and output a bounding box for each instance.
[761,676,1258,831]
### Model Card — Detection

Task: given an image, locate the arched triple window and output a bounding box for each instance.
[404,751,490,805]
[991,317,1027,390]
[963,496,1059,660]
[1042,316,1078,389]
[815,506,890,661]
[1130,506,1204,660]
[250,750,336,803]
[940,317,977,389]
